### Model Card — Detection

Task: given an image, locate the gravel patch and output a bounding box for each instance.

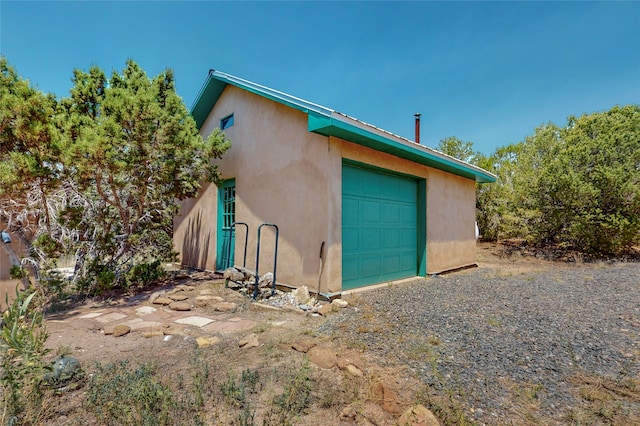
[319,263,640,424]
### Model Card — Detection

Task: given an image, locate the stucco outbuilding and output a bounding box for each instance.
[173,70,496,294]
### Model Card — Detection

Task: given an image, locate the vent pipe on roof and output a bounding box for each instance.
[414,113,421,144]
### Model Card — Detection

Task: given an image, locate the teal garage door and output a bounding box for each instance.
[342,164,418,289]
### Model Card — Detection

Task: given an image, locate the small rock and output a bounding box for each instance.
[44,356,83,387]
[153,297,173,305]
[239,333,259,348]
[149,291,165,303]
[169,301,191,311]
[113,325,131,337]
[135,306,157,315]
[317,303,334,316]
[223,268,245,282]
[168,294,188,301]
[308,345,337,369]
[372,382,402,415]
[142,330,164,338]
[292,285,311,304]
[259,272,274,288]
[195,295,222,308]
[346,364,364,377]
[163,324,188,336]
[291,338,316,353]
[340,405,357,421]
[175,284,195,291]
[398,404,440,426]
[332,299,349,308]
[196,336,220,348]
[250,302,282,312]
[103,325,114,335]
[214,302,237,313]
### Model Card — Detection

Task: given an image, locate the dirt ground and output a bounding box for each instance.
[0,242,626,425]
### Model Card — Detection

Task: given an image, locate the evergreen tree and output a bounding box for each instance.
[59,60,230,292]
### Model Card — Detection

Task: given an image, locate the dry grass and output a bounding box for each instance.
[565,373,640,425]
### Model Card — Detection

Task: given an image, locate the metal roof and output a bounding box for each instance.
[191,70,496,183]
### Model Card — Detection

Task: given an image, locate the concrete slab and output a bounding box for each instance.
[175,316,215,328]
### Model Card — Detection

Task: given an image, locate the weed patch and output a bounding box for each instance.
[85,360,182,426]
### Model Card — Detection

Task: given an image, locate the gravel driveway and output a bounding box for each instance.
[320,263,640,425]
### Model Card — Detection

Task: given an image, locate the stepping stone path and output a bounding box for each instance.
[51,287,258,344]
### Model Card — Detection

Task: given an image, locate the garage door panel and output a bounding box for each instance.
[342,256,359,281]
[401,204,417,222]
[382,228,400,248]
[342,167,360,193]
[343,199,359,223]
[398,252,416,271]
[360,200,381,222]
[343,164,419,289]
[361,175,381,198]
[381,254,401,274]
[354,255,381,278]
[382,204,400,223]
[359,228,381,251]
[343,228,359,248]
[395,181,417,201]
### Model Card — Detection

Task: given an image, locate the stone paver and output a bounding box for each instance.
[202,319,257,333]
[78,312,106,319]
[140,310,175,322]
[94,312,129,323]
[135,306,157,315]
[49,285,282,341]
[174,316,215,327]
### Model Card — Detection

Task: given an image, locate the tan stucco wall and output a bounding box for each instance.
[174,85,337,292]
[174,85,477,292]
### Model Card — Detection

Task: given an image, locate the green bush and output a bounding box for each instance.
[126,260,164,287]
[475,105,640,255]
[8,265,26,280]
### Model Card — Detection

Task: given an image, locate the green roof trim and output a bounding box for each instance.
[191,70,332,128]
[191,70,496,183]
[308,112,496,183]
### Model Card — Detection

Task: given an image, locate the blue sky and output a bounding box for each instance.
[1,1,638,155]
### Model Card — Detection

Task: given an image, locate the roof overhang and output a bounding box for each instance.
[191,70,497,184]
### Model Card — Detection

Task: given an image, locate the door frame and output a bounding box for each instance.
[216,178,236,271]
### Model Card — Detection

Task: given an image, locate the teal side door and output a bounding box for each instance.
[342,164,419,289]
[216,179,236,271]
